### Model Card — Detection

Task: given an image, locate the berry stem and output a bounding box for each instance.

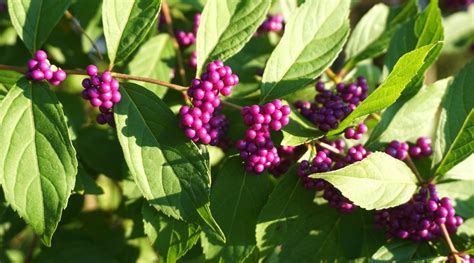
[440,223,459,254]
[405,155,424,184]
[161,0,188,85]
[221,100,243,110]
[325,68,341,83]
[64,10,104,61]
[315,140,345,158]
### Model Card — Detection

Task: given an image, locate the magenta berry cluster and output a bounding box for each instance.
[258,15,284,34]
[179,60,238,145]
[385,140,409,161]
[237,100,291,174]
[344,122,368,140]
[295,77,368,132]
[448,254,474,263]
[25,50,67,86]
[268,145,307,177]
[176,13,201,48]
[409,137,433,159]
[80,65,121,127]
[297,141,371,213]
[375,184,464,241]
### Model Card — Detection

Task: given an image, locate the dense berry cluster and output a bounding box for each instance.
[448,254,474,263]
[257,14,284,33]
[409,137,432,159]
[375,184,464,241]
[268,145,307,177]
[25,50,67,86]
[176,13,201,48]
[237,100,291,174]
[297,142,371,213]
[385,140,409,161]
[295,77,368,132]
[80,65,121,127]
[344,123,368,140]
[179,60,238,145]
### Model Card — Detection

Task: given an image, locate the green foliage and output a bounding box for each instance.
[102,0,162,64]
[0,79,77,245]
[260,0,350,101]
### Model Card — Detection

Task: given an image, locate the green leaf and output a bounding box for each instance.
[367,78,450,148]
[433,61,474,168]
[0,79,77,245]
[437,180,474,218]
[196,0,271,75]
[309,152,418,210]
[260,0,350,101]
[281,105,323,146]
[7,0,72,53]
[345,4,390,62]
[371,240,433,262]
[142,203,201,263]
[128,34,175,98]
[102,0,161,64]
[201,157,272,262]
[443,5,474,53]
[74,163,103,195]
[385,0,443,72]
[114,82,224,241]
[458,218,474,238]
[0,71,23,103]
[436,110,474,177]
[443,154,474,181]
[344,1,417,68]
[328,43,442,135]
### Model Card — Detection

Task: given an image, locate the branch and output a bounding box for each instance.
[221,100,243,110]
[405,155,424,184]
[64,10,103,61]
[161,0,188,84]
[440,224,458,254]
[315,141,345,159]
[325,68,341,84]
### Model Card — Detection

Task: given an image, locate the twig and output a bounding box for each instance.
[325,68,341,84]
[64,10,103,61]
[440,224,458,254]
[161,0,188,84]
[221,100,243,110]
[24,235,38,263]
[315,141,345,158]
[0,64,188,92]
[405,155,424,184]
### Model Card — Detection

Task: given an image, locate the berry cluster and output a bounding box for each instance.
[179,60,238,145]
[237,100,291,174]
[268,145,307,177]
[344,123,368,140]
[257,14,284,34]
[409,137,432,159]
[385,137,433,161]
[80,65,121,127]
[385,140,409,161]
[297,142,371,213]
[375,184,464,241]
[295,77,368,132]
[448,254,474,263]
[25,50,67,86]
[176,13,201,48]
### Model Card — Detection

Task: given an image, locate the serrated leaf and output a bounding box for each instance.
[444,154,474,181]
[371,240,435,262]
[281,105,323,146]
[256,167,383,261]
[102,0,161,64]
[128,34,175,98]
[142,203,200,262]
[328,43,441,135]
[436,110,474,177]
[74,163,103,195]
[433,61,474,168]
[114,82,224,241]
[309,152,418,210]
[7,0,72,53]
[345,4,390,62]
[260,0,350,101]
[196,0,271,75]
[367,78,450,148]
[0,79,77,245]
[201,157,272,262]
[0,71,23,103]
